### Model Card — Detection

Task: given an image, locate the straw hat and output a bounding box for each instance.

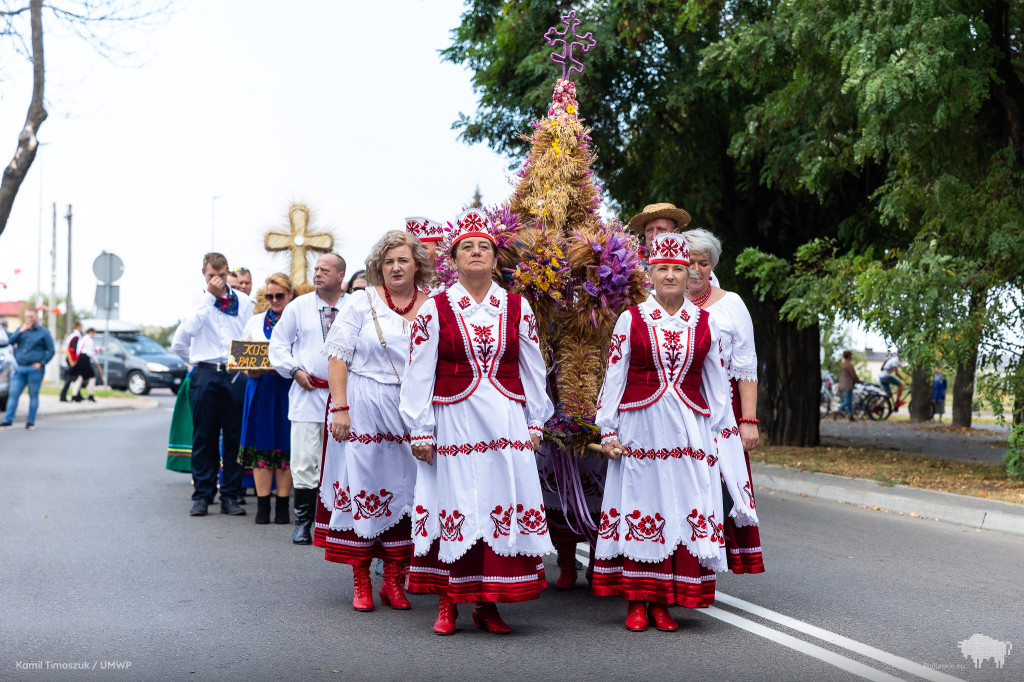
[626,202,692,234]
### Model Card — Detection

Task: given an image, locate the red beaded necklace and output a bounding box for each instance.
[383,284,417,315]
[689,284,714,308]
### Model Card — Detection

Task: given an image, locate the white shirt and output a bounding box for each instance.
[241,311,272,342]
[705,291,758,383]
[171,287,254,364]
[269,290,346,422]
[322,287,408,384]
[78,334,96,359]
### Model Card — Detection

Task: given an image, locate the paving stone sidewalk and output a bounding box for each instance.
[820,418,1008,466]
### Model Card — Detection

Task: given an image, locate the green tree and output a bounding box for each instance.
[446,0,880,445]
[710,0,1024,429]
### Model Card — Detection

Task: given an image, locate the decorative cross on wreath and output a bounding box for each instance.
[544,10,596,80]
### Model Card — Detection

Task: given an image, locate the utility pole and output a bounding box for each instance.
[47,202,57,381]
[65,204,73,337]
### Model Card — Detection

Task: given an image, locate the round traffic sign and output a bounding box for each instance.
[92,252,124,283]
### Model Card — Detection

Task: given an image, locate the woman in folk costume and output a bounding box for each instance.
[400,207,555,636]
[320,231,431,612]
[683,228,765,574]
[592,233,757,631]
[238,273,295,525]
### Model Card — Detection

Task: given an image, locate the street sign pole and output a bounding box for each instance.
[92,252,124,388]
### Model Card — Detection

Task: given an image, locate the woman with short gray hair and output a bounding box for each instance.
[682,227,765,575]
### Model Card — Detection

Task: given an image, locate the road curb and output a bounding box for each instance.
[15,397,160,422]
[751,463,1024,539]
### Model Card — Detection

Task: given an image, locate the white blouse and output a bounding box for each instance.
[705,291,758,383]
[241,311,270,342]
[321,287,409,384]
[594,295,732,442]
[399,280,553,444]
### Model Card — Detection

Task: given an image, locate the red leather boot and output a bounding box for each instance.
[379,561,412,609]
[555,542,578,590]
[433,595,458,635]
[625,600,648,631]
[471,602,511,634]
[352,564,374,612]
[648,602,678,631]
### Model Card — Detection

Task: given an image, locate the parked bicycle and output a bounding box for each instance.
[820,370,835,416]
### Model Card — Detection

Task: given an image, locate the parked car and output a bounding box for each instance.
[0,326,12,412]
[94,333,188,395]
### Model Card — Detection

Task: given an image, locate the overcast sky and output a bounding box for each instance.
[0,0,515,327]
[0,0,891,355]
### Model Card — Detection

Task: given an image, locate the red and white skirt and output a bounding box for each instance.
[408,538,547,604]
[592,545,716,607]
[724,378,765,574]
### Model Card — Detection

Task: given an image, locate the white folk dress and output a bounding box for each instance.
[316,288,418,565]
[400,281,555,603]
[705,290,764,573]
[591,295,734,606]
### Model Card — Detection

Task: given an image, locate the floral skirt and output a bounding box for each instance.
[238,373,292,469]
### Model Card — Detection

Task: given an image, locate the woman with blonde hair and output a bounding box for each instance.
[239,273,295,525]
[319,230,431,613]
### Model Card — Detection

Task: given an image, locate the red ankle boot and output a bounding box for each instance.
[352,565,374,612]
[433,595,458,635]
[471,602,511,634]
[648,602,678,631]
[379,561,411,609]
[625,600,648,631]
[555,543,578,590]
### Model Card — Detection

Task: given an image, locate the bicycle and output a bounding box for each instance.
[852,383,891,421]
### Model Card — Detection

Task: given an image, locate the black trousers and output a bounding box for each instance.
[189,367,246,502]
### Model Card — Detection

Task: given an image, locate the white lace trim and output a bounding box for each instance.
[729,366,758,383]
[728,546,763,555]
[322,341,354,364]
[425,530,555,562]
[325,507,413,539]
[595,535,726,572]
[600,432,619,445]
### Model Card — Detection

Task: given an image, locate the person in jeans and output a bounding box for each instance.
[879,354,907,409]
[1,309,55,430]
[837,350,860,420]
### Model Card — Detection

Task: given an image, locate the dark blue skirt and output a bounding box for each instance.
[239,372,292,469]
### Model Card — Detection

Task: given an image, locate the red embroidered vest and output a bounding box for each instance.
[432,291,525,404]
[619,305,711,415]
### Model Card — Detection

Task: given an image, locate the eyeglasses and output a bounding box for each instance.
[232,267,250,275]
[265,293,288,301]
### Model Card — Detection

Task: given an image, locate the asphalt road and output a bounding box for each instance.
[2,407,1021,681]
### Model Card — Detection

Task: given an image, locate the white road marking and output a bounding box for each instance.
[702,605,906,682]
[714,593,965,682]
[574,548,963,682]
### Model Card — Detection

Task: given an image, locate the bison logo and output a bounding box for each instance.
[958,633,1012,669]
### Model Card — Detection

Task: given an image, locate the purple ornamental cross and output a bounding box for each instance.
[544,10,596,80]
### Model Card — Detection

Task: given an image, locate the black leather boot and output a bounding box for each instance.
[292,488,316,544]
[254,495,271,525]
[274,495,290,525]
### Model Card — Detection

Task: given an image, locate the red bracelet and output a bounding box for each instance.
[737,417,759,425]
[330,405,349,413]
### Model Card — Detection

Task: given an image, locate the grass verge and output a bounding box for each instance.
[752,445,1024,506]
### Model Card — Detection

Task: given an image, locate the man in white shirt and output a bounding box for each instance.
[172,252,255,517]
[269,253,347,544]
